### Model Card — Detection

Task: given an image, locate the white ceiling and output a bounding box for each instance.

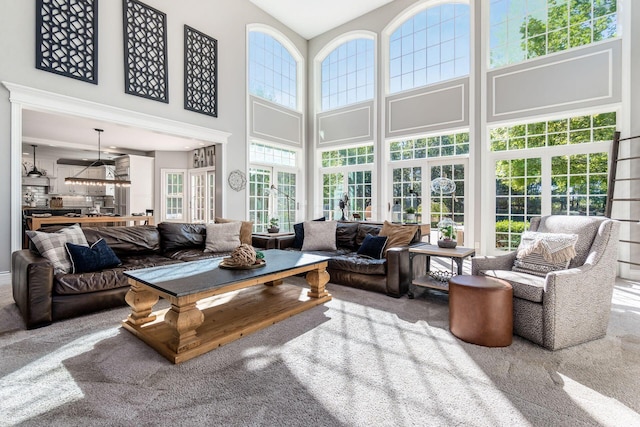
[250,0,394,39]
[22,110,209,160]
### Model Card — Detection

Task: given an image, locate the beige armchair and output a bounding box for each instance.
[472,216,619,350]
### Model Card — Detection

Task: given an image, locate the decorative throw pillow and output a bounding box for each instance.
[205,222,242,252]
[513,231,579,277]
[65,238,122,274]
[293,217,326,249]
[379,221,418,252]
[215,217,253,245]
[26,224,89,273]
[301,220,337,251]
[357,234,388,259]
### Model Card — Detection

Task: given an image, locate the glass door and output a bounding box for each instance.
[189,169,215,223]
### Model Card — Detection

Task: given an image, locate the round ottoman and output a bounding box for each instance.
[448,275,513,347]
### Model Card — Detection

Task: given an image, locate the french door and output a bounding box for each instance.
[249,166,298,232]
[389,158,467,243]
[189,169,215,223]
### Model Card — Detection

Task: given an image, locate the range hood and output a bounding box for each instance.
[23,176,50,186]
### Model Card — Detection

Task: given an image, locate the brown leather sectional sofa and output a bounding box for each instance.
[12,221,422,329]
[277,221,422,298]
[12,223,234,329]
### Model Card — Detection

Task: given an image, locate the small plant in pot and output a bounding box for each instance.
[405,206,416,223]
[267,217,279,233]
[437,217,457,248]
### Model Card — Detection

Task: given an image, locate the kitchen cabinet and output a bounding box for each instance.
[86,166,115,196]
[55,165,87,195]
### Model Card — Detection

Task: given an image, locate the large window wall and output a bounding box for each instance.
[490,111,615,250]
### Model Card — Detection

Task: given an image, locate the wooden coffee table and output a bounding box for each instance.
[122,249,331,363]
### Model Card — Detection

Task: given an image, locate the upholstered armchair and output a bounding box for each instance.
[472,216,620,350]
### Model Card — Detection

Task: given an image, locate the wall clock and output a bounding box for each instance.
[228,169,246,191]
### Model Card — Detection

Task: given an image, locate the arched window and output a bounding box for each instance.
[490,0,618,68]
[388,3,470,94]
[321,38,375,111]
[249,31,298,110]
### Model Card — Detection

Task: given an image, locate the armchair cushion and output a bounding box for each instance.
[479,269,546,303]
[534,216,602,268]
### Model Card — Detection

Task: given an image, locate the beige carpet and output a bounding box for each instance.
[0,278,639,427]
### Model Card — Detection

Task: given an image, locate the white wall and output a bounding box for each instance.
[0,0,307,272]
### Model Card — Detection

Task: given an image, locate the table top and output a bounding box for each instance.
[409,243,476,258]
[124,249,329,297]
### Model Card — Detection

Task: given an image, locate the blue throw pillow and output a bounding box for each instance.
[65,238,122,274]
[292,217,326,249]
[357,234,388,259]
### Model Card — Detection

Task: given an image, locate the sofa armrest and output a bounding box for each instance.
[471,252,517,275]
[11,249,55,329]
[385,247,410,297]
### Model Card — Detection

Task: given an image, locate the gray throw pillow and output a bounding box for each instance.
[26,224,89,274]
[301,220,337,251]
[204,222,242,252]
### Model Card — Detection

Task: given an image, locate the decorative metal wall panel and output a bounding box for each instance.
[36,0,98,84]
[184,25,218,117]
[123,0,168,103]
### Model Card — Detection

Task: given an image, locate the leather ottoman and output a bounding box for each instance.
[448,275,513,347]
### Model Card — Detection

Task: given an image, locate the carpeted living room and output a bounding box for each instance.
[2,0,640,425]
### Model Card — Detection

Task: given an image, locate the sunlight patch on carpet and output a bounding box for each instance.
[0,328,119,426]
[559,373,640,425]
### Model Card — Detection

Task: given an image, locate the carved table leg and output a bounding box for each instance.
[125,280,159,325]
[306,265,330,298]
[164,302,204,353]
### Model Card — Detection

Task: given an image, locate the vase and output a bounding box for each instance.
[267,227,279,233]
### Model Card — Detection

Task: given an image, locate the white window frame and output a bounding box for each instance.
[161,168,187,223]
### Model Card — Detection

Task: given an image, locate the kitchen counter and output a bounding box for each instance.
[26,215,154,231]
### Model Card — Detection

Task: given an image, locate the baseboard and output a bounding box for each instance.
[0,271,10,286]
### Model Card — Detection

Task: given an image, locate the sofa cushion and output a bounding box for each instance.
[215,217,253,245]
[65,239,122,274]
[157,222,206,251]
[379,221,419,251]
[357,234,388,259]
[355,224,382,247]
[205,222,241,252]
[82,225,161,256]
[513,231,578,277]
[302,221,337,251]
[336,222,359,250]
[26,224,88,274]
[54,255,182,296]
[329,253,386,275]
[534,216,602,268]
[480,269,546,303]
[293,217,325,249]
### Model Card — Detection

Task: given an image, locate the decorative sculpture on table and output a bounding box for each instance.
[430,177,458,248]
[339,193,350,221]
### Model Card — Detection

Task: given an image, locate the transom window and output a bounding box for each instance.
[250,142,297,167]
[389,3,470,93]
[321,38,374,111]
[321,145,374,167]
[490,0,618,68]
[249,31,297,110]
[490,112,616,151]
[390,132,469,161]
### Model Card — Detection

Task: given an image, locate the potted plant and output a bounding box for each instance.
[405,206,416,223]
[267,217,279,233]
[437,217,457,248]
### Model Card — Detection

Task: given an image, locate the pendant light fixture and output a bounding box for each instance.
[27,145,43,177]
[65,128,132,187]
